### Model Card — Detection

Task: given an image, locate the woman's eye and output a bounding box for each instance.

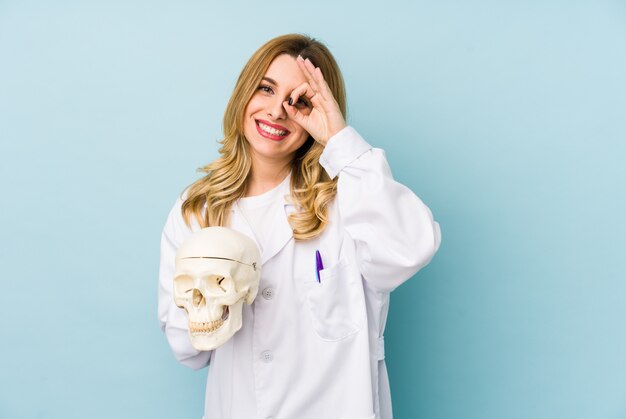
[296,98,310,108]
[259,85,273,94]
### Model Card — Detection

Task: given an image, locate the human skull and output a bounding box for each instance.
[174,227,261,350]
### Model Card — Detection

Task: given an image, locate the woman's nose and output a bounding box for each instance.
[267,96,287,120]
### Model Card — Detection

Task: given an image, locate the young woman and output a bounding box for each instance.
[158,33,441,419]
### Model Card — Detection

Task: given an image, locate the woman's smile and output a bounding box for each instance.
[255,119,290,141]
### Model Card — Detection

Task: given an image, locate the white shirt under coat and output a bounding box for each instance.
[158,126,442,419]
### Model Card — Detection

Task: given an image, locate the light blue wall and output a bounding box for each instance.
[1,1,625,418]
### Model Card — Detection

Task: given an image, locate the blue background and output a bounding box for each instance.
[1,1,625,418]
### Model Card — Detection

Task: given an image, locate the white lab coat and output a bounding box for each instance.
[158,126,441,419]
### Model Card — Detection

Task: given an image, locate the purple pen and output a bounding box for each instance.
[315,250,324,283]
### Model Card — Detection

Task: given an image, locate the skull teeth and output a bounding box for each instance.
[189,307,229,335]
[190,319,224,334]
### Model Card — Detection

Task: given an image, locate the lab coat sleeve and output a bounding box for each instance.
[158,197,212,370]
[319,126,441,292]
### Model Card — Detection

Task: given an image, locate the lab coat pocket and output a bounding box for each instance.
[304,259,365,341]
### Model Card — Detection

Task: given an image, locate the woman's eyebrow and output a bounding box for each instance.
[262,76,277,85]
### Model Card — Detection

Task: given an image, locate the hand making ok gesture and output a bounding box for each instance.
[283,55,347,146]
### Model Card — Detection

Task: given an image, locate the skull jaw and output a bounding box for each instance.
[188,300,244,350]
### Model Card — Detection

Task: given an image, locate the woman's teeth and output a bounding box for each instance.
[258,122,287,136]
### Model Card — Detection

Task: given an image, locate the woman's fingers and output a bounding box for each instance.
[288,82,318,112]
[296,56,320,89]
[289,81,314,101]
[298,56,334,101]
[283,100,306,124]
[313,67,334,101]
[297,56,330,101]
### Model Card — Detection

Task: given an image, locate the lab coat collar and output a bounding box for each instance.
[230,181,295,265]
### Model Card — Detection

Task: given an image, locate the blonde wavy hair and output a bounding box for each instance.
[181,34,347,240]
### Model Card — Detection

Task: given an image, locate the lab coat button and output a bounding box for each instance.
[261,287,274,300]
[260,350,273,363]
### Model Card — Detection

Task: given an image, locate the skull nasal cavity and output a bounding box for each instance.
[192,289,205,308]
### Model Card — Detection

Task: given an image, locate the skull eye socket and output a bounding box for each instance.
[174,274,193,295]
